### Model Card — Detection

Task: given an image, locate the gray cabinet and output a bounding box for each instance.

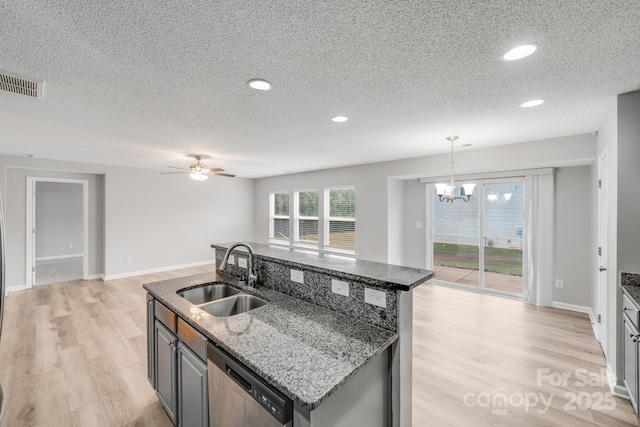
[148,296,209,427]
[178,342,209,427]
[147,294,156,388]
[623,291,640,420]
[624,316,638,411]
[156,320,179,425]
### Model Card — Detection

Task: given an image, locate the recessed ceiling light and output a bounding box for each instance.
[247,79,271,91]
[331,116,348,123]
[503,44,537,61]
[520,99,544,108]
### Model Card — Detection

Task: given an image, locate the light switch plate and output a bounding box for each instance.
[228,254,235,265]
[238,257,247,269]
[364,287,386,308]
[291,269,304,284]
[331,279,350,297]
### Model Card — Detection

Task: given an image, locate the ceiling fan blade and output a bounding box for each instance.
[166,165,189,171]
[209,167,224,172]
[212,172,235,178]
[160,171,188,174]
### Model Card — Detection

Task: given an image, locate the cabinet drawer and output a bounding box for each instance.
[178,317,207,361]
[155,301,177,333]
[624,294,640,329]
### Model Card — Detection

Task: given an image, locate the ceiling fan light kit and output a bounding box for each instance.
[162,155,235,181]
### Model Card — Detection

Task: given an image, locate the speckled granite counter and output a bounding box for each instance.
[143,271,397,411]
[622,272,640,305]
[212,242,433,291]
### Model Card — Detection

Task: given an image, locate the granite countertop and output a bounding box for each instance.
[144,271,398,411]
[212,242,433,291]
[622,272,640,305]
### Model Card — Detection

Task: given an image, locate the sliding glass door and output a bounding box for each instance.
[430,180,524,296]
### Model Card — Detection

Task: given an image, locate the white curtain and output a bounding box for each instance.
[523,173,554,305]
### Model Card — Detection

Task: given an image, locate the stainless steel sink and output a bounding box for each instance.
[200,295,268,317]
[177,283,241,305]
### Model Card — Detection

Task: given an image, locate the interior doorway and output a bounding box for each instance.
[25,178,89,288]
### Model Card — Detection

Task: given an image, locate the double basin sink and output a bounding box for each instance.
[177,282,267,317]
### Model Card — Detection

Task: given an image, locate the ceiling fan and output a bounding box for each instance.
[162,155,235,181]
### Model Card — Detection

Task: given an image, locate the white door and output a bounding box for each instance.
[597,150,608,353]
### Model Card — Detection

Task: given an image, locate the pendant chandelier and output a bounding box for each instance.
[435,136,476,203]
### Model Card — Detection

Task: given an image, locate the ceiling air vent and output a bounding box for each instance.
[0,71,44,98]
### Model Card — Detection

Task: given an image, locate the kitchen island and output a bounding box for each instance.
[144,242,432,427]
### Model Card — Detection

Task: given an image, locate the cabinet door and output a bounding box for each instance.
[178,343,209,427]
[147,294,156,388]
[624,317,638,413]
[156,320,178,425]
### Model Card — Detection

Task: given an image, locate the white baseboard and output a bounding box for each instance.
[551,301,601,345]
[606,362,629,399]
[36,254,83,261]
[104,260,215,281]
[85,274,104,280]
[6,284,28,294]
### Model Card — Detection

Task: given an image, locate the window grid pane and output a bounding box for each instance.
[273,218,289,241]
[329,188,355,218]
[298,191,318,217]
[273,193,289,216]
[298,219,318,242]
[329,220,355,249]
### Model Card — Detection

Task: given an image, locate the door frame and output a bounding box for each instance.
[596,149,609,351]
[25,177,89,288]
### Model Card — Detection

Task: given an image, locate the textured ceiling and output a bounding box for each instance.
[1,0,639,178]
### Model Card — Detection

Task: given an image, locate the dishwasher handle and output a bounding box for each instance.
[227,365,252,392]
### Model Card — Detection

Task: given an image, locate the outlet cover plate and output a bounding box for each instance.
[331,279,349,297]
[555,279,564,288]
[364,287,386,308]
[290,269,304,284]
[238,257,247,269]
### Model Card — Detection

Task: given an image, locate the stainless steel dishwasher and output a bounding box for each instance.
[207,342,293,427]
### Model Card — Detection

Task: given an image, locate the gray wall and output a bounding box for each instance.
[553,166,593,307]
[255,134,597,265]
[615,90,640,386]
[4,167,105,283]
[36,182,84,259]
[0,154,255,287]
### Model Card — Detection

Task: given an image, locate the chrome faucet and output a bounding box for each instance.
[220,243,257,287]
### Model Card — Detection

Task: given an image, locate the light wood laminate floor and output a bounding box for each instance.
[414,283,638,426]
[0,267,637,426]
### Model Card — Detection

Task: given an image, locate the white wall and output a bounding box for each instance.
[0,154,255,287]
[36,182,84,258]
[255,134,596,266]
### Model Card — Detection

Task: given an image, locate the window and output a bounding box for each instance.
[325,187,356,251]
[269,192,289,242]
[430,180,524,296]
[270,186,356,254]
[295,190,319,245]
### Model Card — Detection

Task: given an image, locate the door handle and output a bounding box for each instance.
[599,266,607,272]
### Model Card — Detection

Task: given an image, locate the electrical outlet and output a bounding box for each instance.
[238,257,247,269]
[556,279,564,288]
[126,257,132,264]
[364,287,386,308]
[68,243,73,249]
[290,269,304,284]
[228,254,235,265]
[415,221,423,229]
[331,279,349,297]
